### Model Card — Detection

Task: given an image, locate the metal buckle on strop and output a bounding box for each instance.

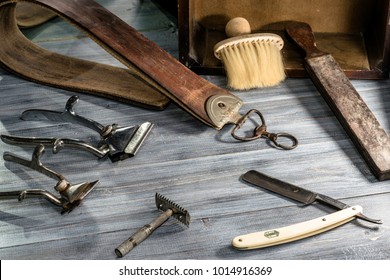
[206,95,298,150]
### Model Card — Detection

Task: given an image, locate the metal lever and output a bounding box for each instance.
[1,145,98,214]
[21,95,108,134]
[1,96,153,162]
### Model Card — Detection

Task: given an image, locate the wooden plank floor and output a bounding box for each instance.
[0,0,390,260]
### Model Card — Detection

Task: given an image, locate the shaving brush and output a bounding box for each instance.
[214,17,286,90]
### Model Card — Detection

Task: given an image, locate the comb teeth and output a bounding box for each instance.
[155,193,190,226]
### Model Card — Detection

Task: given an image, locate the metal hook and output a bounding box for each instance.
[231,109,298,150]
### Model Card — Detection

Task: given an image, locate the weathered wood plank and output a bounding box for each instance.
[0,0,389,260]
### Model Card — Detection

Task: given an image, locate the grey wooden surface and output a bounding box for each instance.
[0,0,389,260]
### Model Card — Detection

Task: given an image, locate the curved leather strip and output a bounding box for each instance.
[15,2,56,28]
[1,0,242,128]
[0,1,170,110]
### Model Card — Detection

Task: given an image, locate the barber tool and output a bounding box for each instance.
[1,96,153,162]
[231,170,382,250]
[286,21,390,181]
[0,2,170,110]
[214,17,286,90]
[0,0,297,150]
[115,193,190,258]
[0,144,98,214]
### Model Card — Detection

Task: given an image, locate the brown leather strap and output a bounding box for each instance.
[0,0,242,128]
[15,2,56,28]
[0,1,170,110]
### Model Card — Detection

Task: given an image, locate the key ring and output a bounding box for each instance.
[231,109,298,150]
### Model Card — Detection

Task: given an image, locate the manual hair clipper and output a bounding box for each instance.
[0,144,98,214]
[1,95,153,162]
[0,0,297,150]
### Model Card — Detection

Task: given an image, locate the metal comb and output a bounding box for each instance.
[115,193,190,258]
[0,144,98,214]
[1,95,153,162]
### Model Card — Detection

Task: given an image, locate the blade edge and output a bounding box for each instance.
[242,170,317,204]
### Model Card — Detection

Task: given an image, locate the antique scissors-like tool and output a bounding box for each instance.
[1,95,153,162]
[0,145,98,214]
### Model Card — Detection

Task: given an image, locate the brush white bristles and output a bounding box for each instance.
[214,18,286,90]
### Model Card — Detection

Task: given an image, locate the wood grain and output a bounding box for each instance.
[0,0,389,260]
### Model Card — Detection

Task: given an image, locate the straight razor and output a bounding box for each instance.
[231,170,381,250]
[242,170,382,224]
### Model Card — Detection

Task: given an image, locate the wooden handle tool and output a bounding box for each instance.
[286,21,390,181]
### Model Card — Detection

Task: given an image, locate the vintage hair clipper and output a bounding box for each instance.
[1,95,153,162]
[115,193,190,258]
[0,144,98,214]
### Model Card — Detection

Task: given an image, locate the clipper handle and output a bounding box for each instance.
[3,145,66,182]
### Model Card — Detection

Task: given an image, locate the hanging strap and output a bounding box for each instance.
[0,1,170,110]
[0,0,244,128]
[15,2,56,28]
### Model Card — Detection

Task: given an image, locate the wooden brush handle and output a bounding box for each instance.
[286,21,327,58]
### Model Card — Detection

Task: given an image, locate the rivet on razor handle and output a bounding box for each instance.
[206,95,298,150]
[0,144,98,214]
[1,95,153,162]
[115,193,190,258]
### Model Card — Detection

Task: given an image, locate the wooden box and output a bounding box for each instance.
[178,0,390,79]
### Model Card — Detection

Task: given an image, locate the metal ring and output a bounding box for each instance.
[231,109,266,141]
[269,133,298,150]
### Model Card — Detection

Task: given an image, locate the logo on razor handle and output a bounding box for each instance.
[264,230,280,239]
[206,95,298,150]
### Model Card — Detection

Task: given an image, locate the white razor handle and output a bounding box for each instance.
[232,205,362,250]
